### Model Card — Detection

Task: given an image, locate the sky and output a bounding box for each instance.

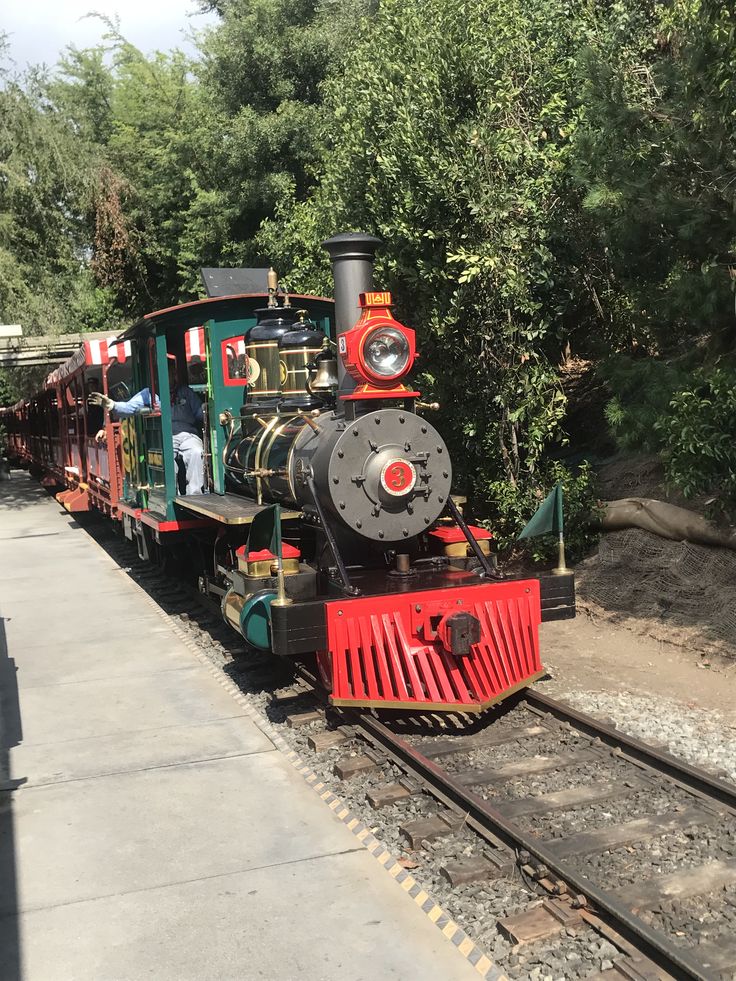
[1,0,218,71]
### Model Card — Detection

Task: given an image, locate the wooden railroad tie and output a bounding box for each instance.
[333,752,380,780]
[440,849,514,886]
[400,813,462,848]
[498,898,582,945]
[308,729,348,753]
[286,709,323,729]
[271,688,305,707]
[585,963,665,981]
[414,724,549,760]
[367,781,418,809]
[454,750,599,786]
[545,805,714,860]
[495,779,644,819]
[613,857,736,912]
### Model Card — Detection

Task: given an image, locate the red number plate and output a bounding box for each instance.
[380,459,417,496]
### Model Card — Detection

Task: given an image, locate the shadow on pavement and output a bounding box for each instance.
[0,615,23,981]
[0,469,48,511]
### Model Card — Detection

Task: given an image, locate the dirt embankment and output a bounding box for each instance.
[575,454,736,664]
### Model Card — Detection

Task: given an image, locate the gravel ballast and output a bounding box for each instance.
[540,685,736,782]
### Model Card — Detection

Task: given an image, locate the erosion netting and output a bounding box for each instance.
[576,529,736,659]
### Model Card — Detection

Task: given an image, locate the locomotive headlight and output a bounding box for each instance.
[341,293,417,388]
[363,326,411,379]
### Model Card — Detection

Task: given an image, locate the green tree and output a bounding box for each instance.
[574,0,736,354]
[51,35,202,311]
[259,0,602,510]
[657,367,736,501]
[0,41,118,336]
[178,0,376,285]
[46,3,376,309]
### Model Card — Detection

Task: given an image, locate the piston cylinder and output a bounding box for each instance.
[222,589,246,634]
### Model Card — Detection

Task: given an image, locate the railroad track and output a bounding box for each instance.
[83,517,736,980]
[309,683,736,981]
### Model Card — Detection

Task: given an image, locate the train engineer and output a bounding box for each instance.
[89,358,204,495]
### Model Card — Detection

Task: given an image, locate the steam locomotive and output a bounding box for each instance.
[3,233,575,712]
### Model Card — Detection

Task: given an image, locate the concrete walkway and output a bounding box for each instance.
[0,473,479,981]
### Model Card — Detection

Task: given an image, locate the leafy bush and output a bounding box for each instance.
[657,368,736,501]
[600,356,693,452]
[481,461,602,564]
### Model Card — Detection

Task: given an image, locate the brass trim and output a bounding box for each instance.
[260,417,289,502]
[442,540,491,558]
[285,417,309,502]
[246,340,280,395]
[281,346,322,395]
[252,413,307,508]
[254,416,279,504]
[223,591,245,631]
[328,671,544,714]
[240,556,300,576]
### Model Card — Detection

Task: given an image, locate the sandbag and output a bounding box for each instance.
[600,497,736,551]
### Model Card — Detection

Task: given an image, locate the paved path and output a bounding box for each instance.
[0,473,478,981]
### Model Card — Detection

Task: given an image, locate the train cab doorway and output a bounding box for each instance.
[121,326,212,516]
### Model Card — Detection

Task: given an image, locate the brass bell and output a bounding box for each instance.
[306,338,339,395]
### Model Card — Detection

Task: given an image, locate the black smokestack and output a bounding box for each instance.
[322,232,382,396]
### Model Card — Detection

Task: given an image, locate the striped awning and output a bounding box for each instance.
[46,325,212,388]
[185,326,206,360]
[45,336,133,387]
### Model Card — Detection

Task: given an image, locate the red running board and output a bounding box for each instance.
[321,579,543,712]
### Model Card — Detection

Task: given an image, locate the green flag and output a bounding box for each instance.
[518,483,564,540]
[248,503,280,554]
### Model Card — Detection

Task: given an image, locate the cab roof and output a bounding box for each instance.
[119,293,335,340]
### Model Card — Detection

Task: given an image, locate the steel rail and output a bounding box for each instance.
[522,689,736,814]
[351,710,716,981]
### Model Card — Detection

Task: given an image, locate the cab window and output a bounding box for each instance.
[221,337,250,386]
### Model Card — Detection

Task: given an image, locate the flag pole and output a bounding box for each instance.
[553,530,568,576]
[518,481,569,575]
[271,504,292,607]
[553,482,567,575]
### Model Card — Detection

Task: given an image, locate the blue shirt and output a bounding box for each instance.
[112,386,203,437]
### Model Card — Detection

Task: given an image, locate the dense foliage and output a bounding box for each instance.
[577,0,736,513]
[483,461,603,563]
[658,369,736,502]
[575,0,736,353]
[258,0,600,508]
[2,0,736,550]
[0,43,118,337]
